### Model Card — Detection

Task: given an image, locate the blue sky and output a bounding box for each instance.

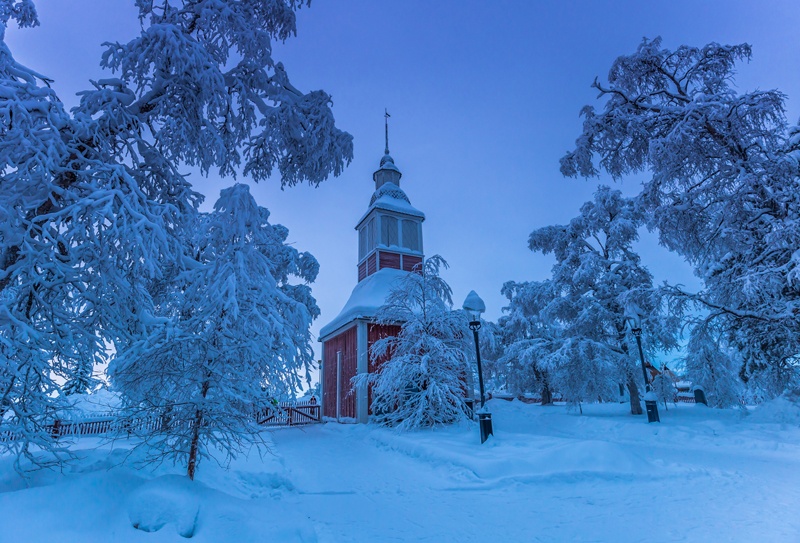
[7,0,800,362]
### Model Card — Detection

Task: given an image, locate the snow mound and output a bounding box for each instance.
[62,388,121,418]
[748,395,800,425]
[232,470,295,499]
[127,475,200,538]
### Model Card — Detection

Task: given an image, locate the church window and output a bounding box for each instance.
[367,218,376,254]
[359,226,367,260]
[359,217,378,260]
[402,220,420,251]
[381,215,399,247]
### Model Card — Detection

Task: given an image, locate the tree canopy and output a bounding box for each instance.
[0,0,350,465]
[561,37,799,399]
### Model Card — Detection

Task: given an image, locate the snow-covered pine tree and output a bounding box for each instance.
[61,361,100,397]
[512,186,679,414]
[362,255,472,429]
[561,37,800,398]
[111,184,319,479]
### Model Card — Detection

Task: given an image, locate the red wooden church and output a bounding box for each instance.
[318,127,425,422]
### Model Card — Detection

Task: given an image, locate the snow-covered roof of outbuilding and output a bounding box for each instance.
[319,268,407,340]
[356,182,425,228]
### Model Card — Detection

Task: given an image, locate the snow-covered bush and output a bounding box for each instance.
[362,256,472,429]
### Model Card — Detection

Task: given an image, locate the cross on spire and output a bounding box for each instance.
[384,108,391,155]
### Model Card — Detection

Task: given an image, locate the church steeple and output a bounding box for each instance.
[373,109,402,189]
[355,114,425,282]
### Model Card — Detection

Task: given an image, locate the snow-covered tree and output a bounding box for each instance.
[93,0,353,186]
[506,186,679,414]
[61,361,100,397]
[497,280,559,404]
[362,256,472,429]
[1,0,351,465]
[683,323,745,408]
[649,367,677,409]
[0,3,179,465]
[561,37,800,398]
[111,184,319,479]
[0,3,68,462]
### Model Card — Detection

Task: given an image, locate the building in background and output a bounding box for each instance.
[318,129,425,422]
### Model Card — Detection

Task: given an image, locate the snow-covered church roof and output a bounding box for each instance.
[319,268,407,339]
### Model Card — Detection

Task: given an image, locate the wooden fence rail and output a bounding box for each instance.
[256,402,321,426]
[0,399,321,443]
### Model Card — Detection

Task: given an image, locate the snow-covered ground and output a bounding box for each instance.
[2,400,799,542]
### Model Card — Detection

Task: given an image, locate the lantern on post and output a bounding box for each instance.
[463,290,493,443]
[626,312,660,423]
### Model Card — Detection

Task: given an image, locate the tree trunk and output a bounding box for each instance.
[160,403,173,432]
[187,379,210,480]
[627,375,643,415]
[541,382,553,405]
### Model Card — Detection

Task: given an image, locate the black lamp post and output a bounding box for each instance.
[463,290,493,443]
[628,315,660,423]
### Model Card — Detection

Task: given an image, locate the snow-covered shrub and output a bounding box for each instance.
[127,475,200,537]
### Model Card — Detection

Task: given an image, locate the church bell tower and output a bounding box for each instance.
[318,113,427,423]
[355,110,425,281]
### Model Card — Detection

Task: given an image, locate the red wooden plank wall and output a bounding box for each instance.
[378,251,401,270]
[367,324,402,414]
[322,326,358,419]
[367,253,377,276]
[358,260,367,282]
[402,255,422,272]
